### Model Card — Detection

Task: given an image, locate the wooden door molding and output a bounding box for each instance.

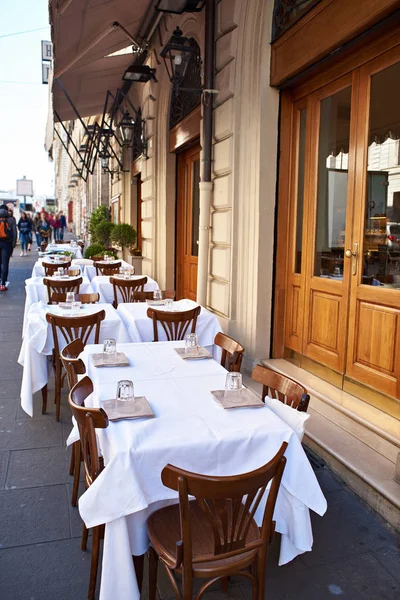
[169,106,201,153]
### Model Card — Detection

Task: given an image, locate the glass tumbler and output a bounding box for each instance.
[66,292,74,305]
[225,372,243,393]
[185,333,199,355]
[165,298,174,311]
[71,300,81,315]
[103,338,117,363]
[103,254,108,262]
[57,267,64,277]
[153,290,163,301]
[116,380,134,402]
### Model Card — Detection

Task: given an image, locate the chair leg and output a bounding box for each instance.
[148,546,158,600]
[221,576,230,593]
[41,384,48,414]
[55,359,61,421]
[71,442,81,507]
[133,554,144,593]
[69,442,75,476]
[88,525,101,600]
[81,523,89,551]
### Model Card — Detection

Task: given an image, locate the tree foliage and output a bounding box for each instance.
[110,223,137,251]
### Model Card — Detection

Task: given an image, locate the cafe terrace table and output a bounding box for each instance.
[18,303,130,417]
[77,341,327,600]
[80,259,133,282]
[91,274,159,304]
[46,243,83,258]
[23,275,93,333]
[117,299,222,356]
[31,257,78,278]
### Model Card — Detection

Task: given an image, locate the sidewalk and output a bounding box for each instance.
[0,248,399,599]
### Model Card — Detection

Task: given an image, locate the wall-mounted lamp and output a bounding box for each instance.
[118,112,135,146]
[160,27,197,83]
[155,0,205,13]
[122,65,157,82]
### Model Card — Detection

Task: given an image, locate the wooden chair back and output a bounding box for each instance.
[161,442,287,583]
[94,261,121,276]
[43,276,83,304]
[110,276,148,307]
[55,240,71,244]
[46,310,105,361]
[252,365,310,412]
[68,376,108,487]
[60,339,86,390]
[147,305,201,341]
[214,332,245,372]
[132,290,175,302]
[50,292,100,304]
[43,260,71,276]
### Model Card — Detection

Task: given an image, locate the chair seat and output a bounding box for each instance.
[148,500,259,577]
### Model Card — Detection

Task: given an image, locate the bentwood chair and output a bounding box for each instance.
[50,292,100,304]
[110,276,148,307]
[251,365,310,412]
[43,276,82,304]
[132,290,175,302]
[43,260,72,276]
[93,261,121,276]
[214,332,245,372]
[147,442,288,600]
[45,310,105,420]
[60,339,86,507]
[147,305,201,341]
[69,376,108,600]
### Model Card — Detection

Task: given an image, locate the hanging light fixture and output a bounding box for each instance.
[160,26,197,83]
[155,0,205,13]
[99,150,110,172]
[122,65,156,82]
[118,112,135,146]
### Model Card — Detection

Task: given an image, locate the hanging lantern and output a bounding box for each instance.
[119,112,135,145]
[160,27,197,83]
[155,0,205,13]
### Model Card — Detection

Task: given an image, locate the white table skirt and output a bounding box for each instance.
[46,243,83,258]
[23,276,93,334]
[18,303,130,417]
[82,260,132,282]
[31,258,81,278]
[77,342,327,600]
[117,299,222,354]
[91,275,159,304]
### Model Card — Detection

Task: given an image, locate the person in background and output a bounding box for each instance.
[38,211,51,248]
[59,210,67,241]
[17,211,32,256]
[0,204,17,291]
[53,212,61,242]
[32,213,41,248]
[48,212,55,242]
[26,212,33,252]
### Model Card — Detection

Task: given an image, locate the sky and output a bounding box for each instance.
[0,0,54,196]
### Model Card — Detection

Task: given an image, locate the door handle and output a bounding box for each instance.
[345,243,358,276]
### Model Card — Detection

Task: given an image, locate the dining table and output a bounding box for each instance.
[75,341,327,600]
[45,243,83,258]
[91,274,159,304]
[18,303,130,417]
[31,256,77,278]
[79,259,133,282]
[117,299,223,355]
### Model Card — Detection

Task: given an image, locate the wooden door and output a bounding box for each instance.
[346,47,400,399]
[176,144,201,300]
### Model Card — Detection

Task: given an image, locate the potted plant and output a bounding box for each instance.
[110,223,138,262]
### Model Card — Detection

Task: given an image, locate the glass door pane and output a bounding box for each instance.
[314,86,352,279]
[362,61,400,287]
[295,109,306,273]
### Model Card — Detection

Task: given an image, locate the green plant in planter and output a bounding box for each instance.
[84,243,105,259]
[110,223,137,255]
[88,206,111,243]
[93,220,115,247]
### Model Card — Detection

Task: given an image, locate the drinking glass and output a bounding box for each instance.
[185,333,199,355]
[71,300,81,314]
[153,290,163,301]
[103,254,108,262]
[225,372,243,393]
[66,292,74,305]
[103,338,117,363]
[130,266,135,276]
[165,298,174,311]
[56,267,64,278]
[116,380,134,402]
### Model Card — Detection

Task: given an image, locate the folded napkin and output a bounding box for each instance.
[211,388,265,409]
[91,352,130,368]
[101,397,155,421]
[175,347,212,360]
[264,397,310,440]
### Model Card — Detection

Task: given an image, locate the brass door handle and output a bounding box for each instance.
[345,243,358,275]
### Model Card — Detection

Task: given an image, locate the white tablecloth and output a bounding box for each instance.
[82,260,132,282]
[77,342,327,600]
[91,275,159,304]
[18,303,130,417]
[117,299,222,354]
[46,243,83,258]
[23,275,93,333]
[32,259,83,278]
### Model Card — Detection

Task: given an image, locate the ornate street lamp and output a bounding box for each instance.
[118,112,135,146]
[155,0,205,13]
[99,151,110,172]
[122,65,156,82]
[160,27,197,83]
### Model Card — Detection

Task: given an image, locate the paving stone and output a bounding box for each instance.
[373,545,400,584]
[0,329,24,342]
[302,489,398,567]
[0,379,21,398]
[0,538,94,600]
[67,481,86,538]
[0,420,63,451]
[0,317,24,332]
[0,451,9,489]
[0,485,70,548]
[0,396,18,421]
[6,447,72,489]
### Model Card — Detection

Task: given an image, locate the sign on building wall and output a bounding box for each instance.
[41,40,52,85]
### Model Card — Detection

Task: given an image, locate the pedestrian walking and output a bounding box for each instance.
[27,213,33,252]
[59,210,67,241]
[53,212,61,241]
[32,213,41,248]
[38,211,51,249]
[0,204,17,291]
[17,211,32,256]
